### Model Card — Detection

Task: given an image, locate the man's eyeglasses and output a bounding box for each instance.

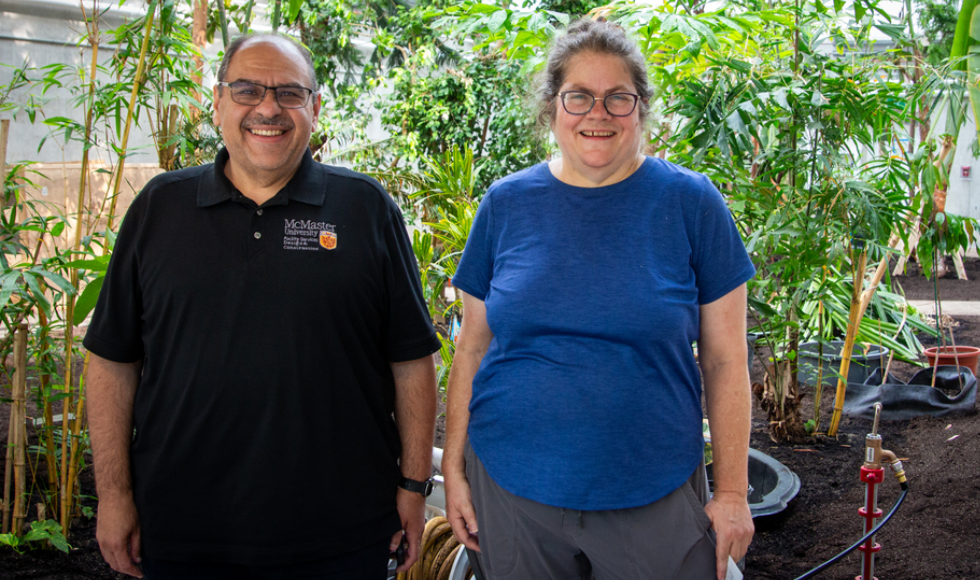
[217,81,315,109]
[559,91,640,117]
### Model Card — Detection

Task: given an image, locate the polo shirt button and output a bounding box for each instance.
[256,209,263,216]
[254,232,262,239]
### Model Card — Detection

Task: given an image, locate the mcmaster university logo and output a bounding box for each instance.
[319,229,338,250]
[283,219,338,251]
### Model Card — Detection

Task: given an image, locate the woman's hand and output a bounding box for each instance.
[445,468,481,551]
[705,491,754,579]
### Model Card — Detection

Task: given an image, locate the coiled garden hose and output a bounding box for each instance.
[792,483,909,580]
[397,516,465,580]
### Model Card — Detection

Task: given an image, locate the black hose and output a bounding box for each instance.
[792,486,909,580]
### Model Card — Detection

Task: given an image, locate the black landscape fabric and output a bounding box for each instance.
[843,365,978,420]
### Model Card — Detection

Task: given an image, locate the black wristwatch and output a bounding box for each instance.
[398,476,434,497]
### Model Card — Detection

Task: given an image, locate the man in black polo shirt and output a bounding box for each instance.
[84,33,440,579]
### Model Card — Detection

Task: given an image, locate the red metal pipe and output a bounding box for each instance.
[857,465,885,580]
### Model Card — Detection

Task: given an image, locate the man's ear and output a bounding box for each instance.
[312,92,322,119]
[212,84,222,129]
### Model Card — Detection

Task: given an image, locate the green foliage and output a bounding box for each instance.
[412,229,447,322]
[108,0,216,169]
[640,2,912,364]
[0,520,70,554]
[408,148,480,323]
[379,52,547,190]
[800,263,937,363]
[435,332,455,393]
[917,0,960,65]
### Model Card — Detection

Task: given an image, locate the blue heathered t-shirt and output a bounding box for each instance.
[452,157,755,510]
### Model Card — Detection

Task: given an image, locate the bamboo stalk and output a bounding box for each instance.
[827,236,898,436]
[217,0,230,47]
[59,0,102,533]
[0,117,9,535]
[38,309,58,520]
[271,0,282,32]
[827,248,867,437]
[63,353,91,521]
[0,119,9,193]
[12,324,28,535]
[812,302,825,433]
[105,0,158,230]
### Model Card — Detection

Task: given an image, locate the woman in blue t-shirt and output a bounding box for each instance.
[443,19,755,580]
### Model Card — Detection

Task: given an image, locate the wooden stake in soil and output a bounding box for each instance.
[12,323,29,535]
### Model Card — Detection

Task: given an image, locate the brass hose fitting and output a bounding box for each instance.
[881,449,908,489]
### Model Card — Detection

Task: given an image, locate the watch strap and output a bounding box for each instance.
[398,476,434,497]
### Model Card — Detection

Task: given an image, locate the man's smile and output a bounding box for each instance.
[249,128,286,136]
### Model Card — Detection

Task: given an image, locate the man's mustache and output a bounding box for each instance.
[242,115,294,129]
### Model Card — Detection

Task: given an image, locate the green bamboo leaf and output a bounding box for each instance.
[23,272,52,317]
[73,276,104,326]
[726,109,748,136]
[0,271,22,311]
[63,258,109,272]
[774,89,790,110]
[286,0,303,23]
[41,116,75,126]
[28,267,75,294]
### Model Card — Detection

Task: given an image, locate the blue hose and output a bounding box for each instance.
[792,486,909,580]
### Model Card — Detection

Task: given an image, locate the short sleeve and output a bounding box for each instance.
[451,192,495,300]
[691,177,756,304]
[381,200,441,362]
[82,195,147,363]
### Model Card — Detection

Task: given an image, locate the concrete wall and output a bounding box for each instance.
[949,116,980,224]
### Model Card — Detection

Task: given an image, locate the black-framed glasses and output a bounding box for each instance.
[559,91,640,117]
[217,81,315,109]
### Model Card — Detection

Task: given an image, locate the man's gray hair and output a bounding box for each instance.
[217,33,318,90]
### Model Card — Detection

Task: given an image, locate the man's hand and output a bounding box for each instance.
[704,491,754,580]
[96,493,143,578]
[392,487,427,572]
[444,469,480,552]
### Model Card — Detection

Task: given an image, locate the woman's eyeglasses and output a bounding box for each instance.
[559,91,640,117]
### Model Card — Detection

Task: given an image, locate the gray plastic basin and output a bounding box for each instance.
[798,340,889,388]
[708,448,801,518]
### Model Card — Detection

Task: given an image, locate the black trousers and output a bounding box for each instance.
[139,538,392,580]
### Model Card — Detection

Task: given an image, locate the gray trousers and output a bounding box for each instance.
[465,443,717,580]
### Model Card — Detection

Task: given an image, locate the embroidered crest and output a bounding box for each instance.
[319,230,338,250]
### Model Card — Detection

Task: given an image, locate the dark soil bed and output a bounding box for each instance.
[2,258,979,579]
[744,256,980,580]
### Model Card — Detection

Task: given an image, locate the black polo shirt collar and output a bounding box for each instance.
[197,147,326,208]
